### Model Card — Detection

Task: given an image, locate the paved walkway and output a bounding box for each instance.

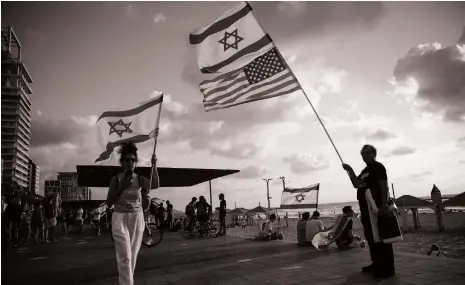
[3,232,465,285]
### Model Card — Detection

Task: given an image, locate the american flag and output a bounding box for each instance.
[200,48,301,111]
[148,128,159,139]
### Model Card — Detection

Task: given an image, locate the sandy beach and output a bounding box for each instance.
[227,212,465,259]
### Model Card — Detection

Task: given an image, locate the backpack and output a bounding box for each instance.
[116,174,150,211]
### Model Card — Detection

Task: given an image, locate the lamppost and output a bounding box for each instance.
[262,178,273,213]
[277,176,286,190]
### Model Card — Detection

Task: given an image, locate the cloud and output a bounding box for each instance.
[125,3,137,18]
[283,154,330,174]
[410,171,432,179]
[252,1,385,41]
[390,28,465,122]
[391,146,416,156]
[37,111,42,116]
[30,115,97,148]
[153,12,167,24]
[458,26,465,45]
[363,129,398,141]
[231,165,269,179]
[457,136,465,148]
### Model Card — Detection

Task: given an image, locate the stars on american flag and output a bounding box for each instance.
[244,48,286,84]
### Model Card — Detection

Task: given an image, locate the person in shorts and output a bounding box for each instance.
[43,197,58,243]
[75,205,84,234]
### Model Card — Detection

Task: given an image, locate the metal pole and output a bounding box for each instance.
[247,2,344,164]
[391,183,396,200]
[235,202,236,209]
[209,180,212,218]
[149,95,164,190]
[278,176,286,190]
[263,178,272,218]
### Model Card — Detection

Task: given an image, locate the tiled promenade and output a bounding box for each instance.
[2,232,465,285]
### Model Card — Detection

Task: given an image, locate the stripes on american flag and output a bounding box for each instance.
[200,48,301,111]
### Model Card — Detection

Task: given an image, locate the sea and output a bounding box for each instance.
[273,202,464,219]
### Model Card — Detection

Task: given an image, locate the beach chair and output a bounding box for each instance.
[310,214,352,250]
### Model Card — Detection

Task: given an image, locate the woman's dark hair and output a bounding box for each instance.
[361,144,377,157]
[118,142,138,165]
[302,212,310,220]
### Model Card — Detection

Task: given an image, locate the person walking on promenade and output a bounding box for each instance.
[166,201,173,231]
[216,193,227,237]
[342,144,395,279]
[75,205,84,234]
[44,197,58,243]
[106,142,159,285]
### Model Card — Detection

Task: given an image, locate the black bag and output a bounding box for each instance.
[377,198,403,243]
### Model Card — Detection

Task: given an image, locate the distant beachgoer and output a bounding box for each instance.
[343,144,395,278]
[216,193,227,237]
[105,142,159,285]
[44,197,58,243]
[249,214,278,241]
[241,219,246,231]
[196,196,211,237]
[185,197,197,237]
[75,205,84,234]
[166,201,173,231]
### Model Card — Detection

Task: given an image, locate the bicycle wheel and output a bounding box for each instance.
[142,223,163,247]
[180,222,192,239]
[207,220,220,237]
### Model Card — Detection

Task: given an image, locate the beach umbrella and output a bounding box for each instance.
[443,192,465,207]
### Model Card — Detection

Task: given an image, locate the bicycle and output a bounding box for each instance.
[180,216,219,239]
[110,215,163,247]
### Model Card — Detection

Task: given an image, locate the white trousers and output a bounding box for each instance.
[112,212,145,285]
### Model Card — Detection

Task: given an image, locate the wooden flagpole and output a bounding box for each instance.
[149,93,164,190]
[247,2,344,164]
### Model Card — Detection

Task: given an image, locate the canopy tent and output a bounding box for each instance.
[76,165,239,214]
[443,192,465,207]
[395,195,433,208]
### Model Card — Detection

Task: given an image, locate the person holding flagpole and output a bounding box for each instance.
[106,142,159,285]
[342,145,395,279]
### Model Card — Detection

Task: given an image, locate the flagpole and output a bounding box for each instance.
[246,2,344,164]
[149,94,164,190]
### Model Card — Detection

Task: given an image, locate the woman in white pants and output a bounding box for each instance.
[106,142,159,285]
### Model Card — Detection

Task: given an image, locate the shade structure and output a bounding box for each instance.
[229,208,247,215]
[246,206,269,214]
[76,165,239,188]
[61,200,106,210]
[395,195,433,208]
[443,192,465,207]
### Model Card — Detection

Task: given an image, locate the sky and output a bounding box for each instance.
[2,1,465,210]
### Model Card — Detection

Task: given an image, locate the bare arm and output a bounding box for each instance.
[347,170,360,189]
[379,180,389,205]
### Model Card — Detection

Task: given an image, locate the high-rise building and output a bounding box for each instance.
[44,180,61,197]
[57,172,89,201]
[28,159,40,194]
[1,26,33,189]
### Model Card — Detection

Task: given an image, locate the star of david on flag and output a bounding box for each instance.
[94,92,164,164]
[280,183,320,209]
[190,2,274,74]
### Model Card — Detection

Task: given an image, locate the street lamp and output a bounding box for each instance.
[262,178,273,212]
[277,176,286,190]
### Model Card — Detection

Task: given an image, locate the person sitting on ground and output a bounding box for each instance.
[248,214,279,241]
[335,206,363,249]
[297,211,335,246]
